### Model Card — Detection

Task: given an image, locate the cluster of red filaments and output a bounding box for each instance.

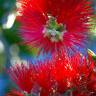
[17,0,93,54]
[7,0,96,96]
[8,53,96,96]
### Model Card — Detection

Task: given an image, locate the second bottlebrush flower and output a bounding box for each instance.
[8,64,36,94]
[17,0,94,54]
[8,52,96,96]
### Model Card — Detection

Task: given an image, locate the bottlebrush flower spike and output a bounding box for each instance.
[17,0,93,54]
[34,62,57,96]
[8,63,36,94]
[33,52,96,96]
[8,52,96,96]
[50,53,95,94]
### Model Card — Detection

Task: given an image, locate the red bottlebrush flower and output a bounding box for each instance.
[17,0,93,54]
[67,54,96,96]
[36,54,96,96]
[8,52,96,96]
[6,90,24,96]
[8,63,36,94]
[34,52,96,96]
[34,62,57,96]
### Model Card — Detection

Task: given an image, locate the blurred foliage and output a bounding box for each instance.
[89,16,96,39]
[0,53,6,72]
[3,21,38,56]
[0,0,16,26]
[0,0,38,65]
